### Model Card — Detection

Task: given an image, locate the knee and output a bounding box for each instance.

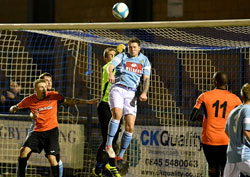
[125,124,134,133]
[112,113,122,120]
[112,108,122,120]
[19,147,31,158]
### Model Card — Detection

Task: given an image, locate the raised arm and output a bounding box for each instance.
[64,97,99,106]
[116,44,126,54]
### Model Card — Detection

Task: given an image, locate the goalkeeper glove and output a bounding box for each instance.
[116,44,126,54]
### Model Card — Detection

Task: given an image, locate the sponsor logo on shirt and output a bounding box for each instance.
[125,62,143,74]
[37,106,53,112]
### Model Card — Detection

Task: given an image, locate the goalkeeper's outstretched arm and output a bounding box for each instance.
[64,97,99,106]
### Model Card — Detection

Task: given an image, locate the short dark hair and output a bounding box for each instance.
[213,71,228,87]
[128,37,140,46]
[33,79,46,88]
[39,72,52,80]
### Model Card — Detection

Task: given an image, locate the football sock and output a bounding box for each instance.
[118,131,133,158]
[95,163,104,174]
[51,165,59,177]
[58,160,63,177]
[109,157,116,167]
[106,118,120,146]
[17,157,28,177]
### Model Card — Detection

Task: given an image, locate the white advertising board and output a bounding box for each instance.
[126,125,207,177]
[0,119,84,168]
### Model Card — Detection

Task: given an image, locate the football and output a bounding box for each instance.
[112,2,129,20]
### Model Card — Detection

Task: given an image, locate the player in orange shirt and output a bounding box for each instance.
[26,73,63,177]
[190,71,242,177]
[10,79,98,177]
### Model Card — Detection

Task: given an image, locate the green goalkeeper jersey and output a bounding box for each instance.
[101,61,115,102]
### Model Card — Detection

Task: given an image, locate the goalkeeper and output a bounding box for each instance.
[92,45,125,177]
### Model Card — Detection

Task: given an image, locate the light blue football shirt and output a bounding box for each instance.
[110,52,151,89]
[226,104,250,163]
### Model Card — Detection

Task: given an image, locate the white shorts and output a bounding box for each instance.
[109,84,137,117]
[223,160,250,177]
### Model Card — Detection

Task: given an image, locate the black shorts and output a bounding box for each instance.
[202,143,227,169]
[24,127,60,157]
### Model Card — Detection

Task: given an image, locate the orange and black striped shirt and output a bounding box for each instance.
[194,89,241,145]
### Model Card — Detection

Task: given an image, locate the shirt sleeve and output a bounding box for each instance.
[110,53,123,67]
[242,107,250,131]
[194,93,205,109]
[17,97,31,109]
[51,92,65,101]
[143,57,151,76]
[236,96,242,106]
[225,115,230,132]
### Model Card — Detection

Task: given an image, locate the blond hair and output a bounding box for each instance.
[33,79,46,88]
[103,48,116,59]
[241,83,250,101]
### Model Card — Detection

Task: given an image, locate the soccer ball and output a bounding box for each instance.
[112,2,129,20]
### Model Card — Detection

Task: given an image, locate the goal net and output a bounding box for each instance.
[0,19,249,177]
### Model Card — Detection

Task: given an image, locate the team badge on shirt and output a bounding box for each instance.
[125,62,143,74]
